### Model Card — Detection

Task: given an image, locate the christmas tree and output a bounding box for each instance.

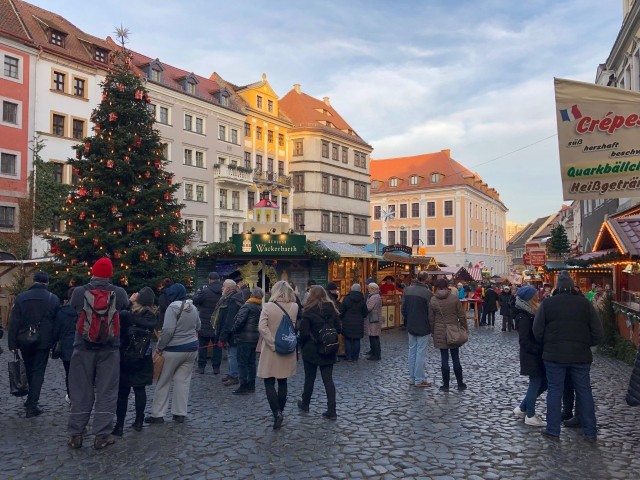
[548,223,571,257]
[49,29,190,293]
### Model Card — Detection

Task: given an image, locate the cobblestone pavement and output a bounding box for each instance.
[1,317,640,480]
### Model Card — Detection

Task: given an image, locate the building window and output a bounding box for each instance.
[184,114,193,131]
[426,229,436,246]
[248,190,255,209]
[94,48,107,63]
[220,94,229,107]
[4,56,19,78]
[294,140,303,156]
[147,103,156,118]
[294,173,304,192]
[371,180,378,189]
[294,211,304,231]
[218,125,227,140]
[267,157,274,173]
[185,82,195,94]
[196,117,204,134]
[267,99,273,112]
[185,184,193,200]
[244,152,251,169]
[332,144,338,161]
[159,107,169,124]
[161,143,169,161]
[73,77,85,97]
[256,126,262,140]
[0,153,17,176]
[232,191,240,210]
[256,95,263,109]
[341,216,348,234]
[278,133,284,147]
[195,151,204,168]
[72,119,84,140]
[265,130,272,144]
[444,228,453,245]
[278,160,285,176]
[52,163,63,183]
[410,175,419,185]
[231,129,238,144]
[354,183,367,200]
[354,151,366,168]
[231,222,239,235]
[219,189,228,209]
[388,231,396,245]
[431,172,441,183]
[399,204,407,219]
[444,200,453,216]
[150,68,161,82]
[411,202,420,217]
[389,178,398,187]
[341,179,348,196]
[53,71,65,92]
[282,196,288,214]
[342,147,348,164]
[332,214,340,233]
[426,201,435,217]
[322,141,329,158]
[374,206,381,220]
[255,154,263,172]
[411,229,420,246]
[400,230,408,246]
[2,101,18,124]
[52,114,65,136]
[196,185,204,202]
[184,149,193,165]
[244,122,250,136]
[50,30,64,46]
[354,217,368,235]
[195,220,205,241]
[0,206,16,228]
[322,175,329,193]
[388,204,396,216]
[331,177,339,195]
[322,213,330,232]
[219,222,228,241]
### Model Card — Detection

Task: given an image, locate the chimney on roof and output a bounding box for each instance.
[262,73,267,81]
[323,96,331,106]
[441,149,450,158]
[293,84,301,94]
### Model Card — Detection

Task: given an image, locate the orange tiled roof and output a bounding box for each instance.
[280,87,369,146]
[10,0,111,67]
[107,40,245,115]
[370,150,503,204]
[0,0,30,41]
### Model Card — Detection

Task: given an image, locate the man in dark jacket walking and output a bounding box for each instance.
[192,272,223,374]
[67,258,129,450]
[401,271,433,387]
[216,279,244,386]
[533,271,603,442]
[8,271,60,418]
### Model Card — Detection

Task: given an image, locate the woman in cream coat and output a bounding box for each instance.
[257,281,299,430]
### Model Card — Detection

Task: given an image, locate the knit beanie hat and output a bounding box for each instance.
[351,284,362,292]
[516,286,537,301]
[137,287,155,307]
[165,283,187,303]
[555,270,575,293]
[326,282,338,291]
[33,271,49,283]
[92,257,113,278]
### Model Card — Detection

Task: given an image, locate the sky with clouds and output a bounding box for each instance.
[32,0,622,224]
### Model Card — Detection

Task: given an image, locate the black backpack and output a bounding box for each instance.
[122,326,152,363]
[314,305,339,356]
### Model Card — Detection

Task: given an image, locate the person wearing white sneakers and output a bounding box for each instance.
[512,286,546,427]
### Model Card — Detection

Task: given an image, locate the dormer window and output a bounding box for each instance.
[146,60,165,83]
[94,48,108,63]
[150,68,161,82]
[410,175,419,185]
[179,73,199,95]
[185,82,195,94]
[389,178,399,187]
[50,30,64,47]
[431,172,441,183]
[371,180,379,189]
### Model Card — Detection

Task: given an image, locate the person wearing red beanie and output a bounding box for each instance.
[92,257,113,278]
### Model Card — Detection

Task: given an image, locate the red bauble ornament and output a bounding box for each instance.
[120,275,129,287]
[127,222,134,233]
[78,187,87,197]
[106,159,114,169]
[154,227,160,238]
[144,170,151,179]
[109,112,118,122]
[113,250,121,259]
[84,142,90,154]
[144,94,151,104]
[135,90,144,100]
[101,91,107,102]
[70,238,76,247]
[154,159,160,169]
[134,136,142,148]
[72,168,80,176]
[94,124,101,135]
[130,196,136,205]
[164,191,171,201]
[79,211,86,220]
[118,83,125,92]
[167,176,173,185]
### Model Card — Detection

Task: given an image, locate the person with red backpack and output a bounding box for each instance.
[67,258,129,450]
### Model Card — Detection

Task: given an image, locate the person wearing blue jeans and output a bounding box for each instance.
[216,279,244,387]
[401,272,433,387]
[533,271,603,441]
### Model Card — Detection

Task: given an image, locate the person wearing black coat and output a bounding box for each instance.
[339,284,368,361]
[8,271,61,418]
[192,272,223,374]
[482,286,499,327]
[113,287,158,436]
[216,280,244,386]
[498,287,514,332]
[297,286,343,420]
[512,286,546,427]
[230,288,263,395]
[54,288,78,404]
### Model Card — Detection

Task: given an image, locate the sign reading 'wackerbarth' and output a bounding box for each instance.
[232,234,306,256]
[555,77,640,200]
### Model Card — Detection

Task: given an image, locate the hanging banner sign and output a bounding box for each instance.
[232,234,306,256]
[555,77,640,200]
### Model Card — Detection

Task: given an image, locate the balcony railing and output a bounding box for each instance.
[213,163,254,183]
[253,170,292,187]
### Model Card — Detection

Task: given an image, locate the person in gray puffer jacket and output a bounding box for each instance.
[146,283,200,425]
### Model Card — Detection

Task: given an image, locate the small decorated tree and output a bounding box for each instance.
[548,223,571,258]
[50,29,190,293]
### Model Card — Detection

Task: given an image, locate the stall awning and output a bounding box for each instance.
[467,267,483,281]
[317,241,376,258]
[381,252,439,268]
[362,242,387,254]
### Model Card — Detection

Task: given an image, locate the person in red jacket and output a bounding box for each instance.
[380,276,396,295]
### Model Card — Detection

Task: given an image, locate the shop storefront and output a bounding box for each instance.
[316,241,377,297]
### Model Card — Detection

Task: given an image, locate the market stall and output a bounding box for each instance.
[316,240,377,297]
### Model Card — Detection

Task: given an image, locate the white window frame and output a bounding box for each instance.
[426,201,436,217]
[426,228,436,246]
[159,106,170,125]
[0,149,20,180]
[443,200,454,217]
[195,117,204,134]
[1,97,22,128]
[2,51,22,83]
[0,203,18,231]
[443,228,454,246]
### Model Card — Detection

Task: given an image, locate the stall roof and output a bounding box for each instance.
[467,266,483,281]
[573,248,618,261]
[362,242,387,254]
[381,252,438,267]
[317,241,375,258]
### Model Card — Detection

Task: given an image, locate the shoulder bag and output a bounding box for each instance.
[17,292,54,348]
[436,299,469,347]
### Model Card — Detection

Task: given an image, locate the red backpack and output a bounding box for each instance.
[76,289,120,344]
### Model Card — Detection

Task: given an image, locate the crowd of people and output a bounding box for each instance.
[0,259,623,449]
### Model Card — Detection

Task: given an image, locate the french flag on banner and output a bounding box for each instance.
[560,104,582,122]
